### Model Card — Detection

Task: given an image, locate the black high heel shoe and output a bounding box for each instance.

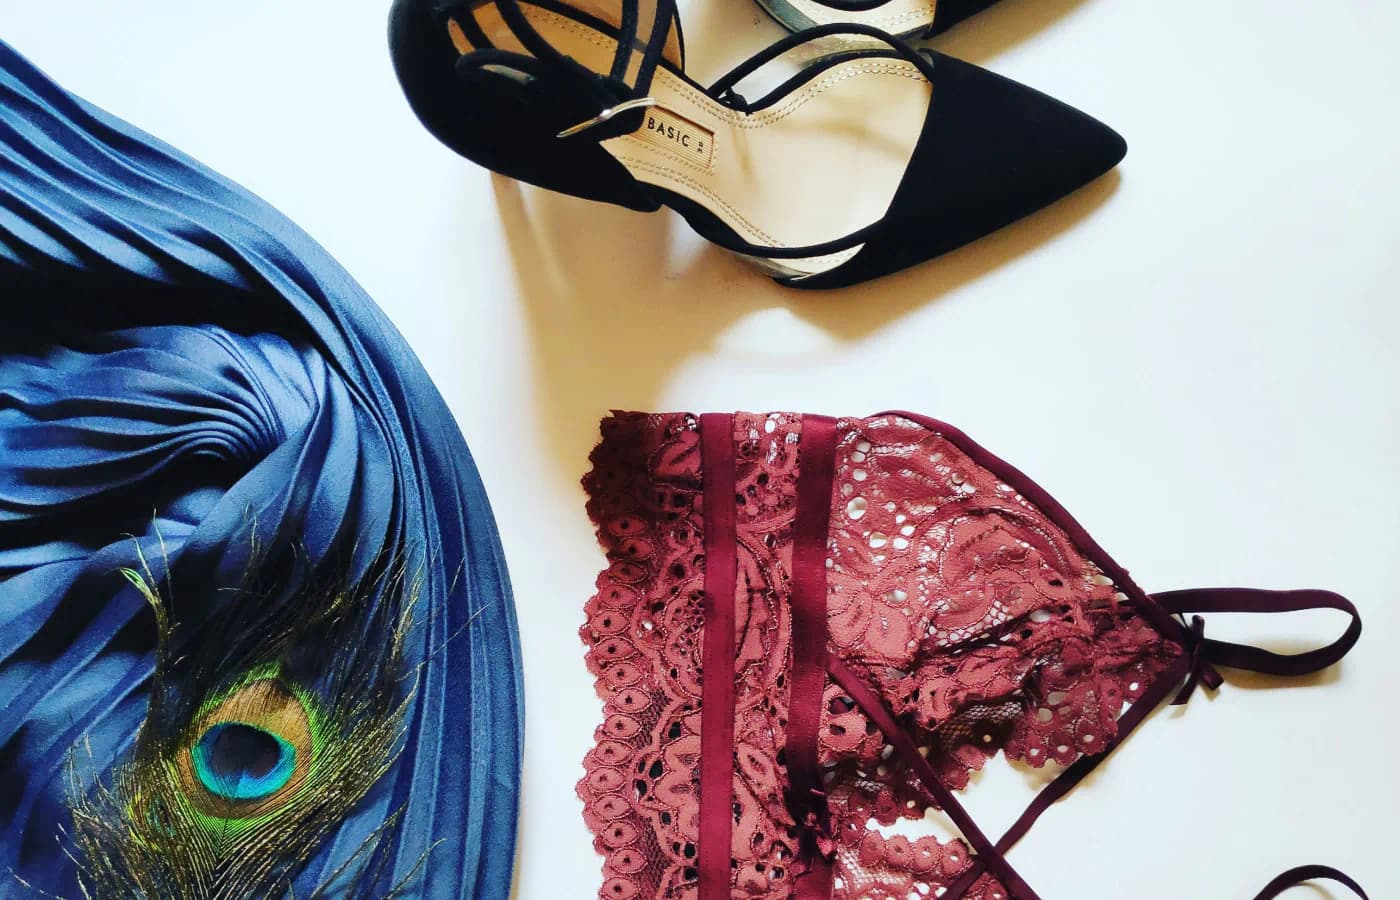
[390,0,1125,289]
[756,0,1000,40]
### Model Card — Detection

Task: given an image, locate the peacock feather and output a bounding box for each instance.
[1,40,523,899]
[66,553,417,899]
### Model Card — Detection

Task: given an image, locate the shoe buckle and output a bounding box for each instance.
[556,97,657,139]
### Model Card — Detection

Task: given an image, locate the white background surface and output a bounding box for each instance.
[5,1,1398,897]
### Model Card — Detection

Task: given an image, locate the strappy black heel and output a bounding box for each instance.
[390,0,1125,288]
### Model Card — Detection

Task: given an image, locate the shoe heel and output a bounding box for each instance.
[388,0,660,212]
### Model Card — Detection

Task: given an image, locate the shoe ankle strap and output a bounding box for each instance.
[708,22,937,109]
[438,0,678,142]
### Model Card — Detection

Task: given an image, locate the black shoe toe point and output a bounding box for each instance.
[795,56,1126,289]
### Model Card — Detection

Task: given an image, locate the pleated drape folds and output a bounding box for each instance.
[0,41,522,898]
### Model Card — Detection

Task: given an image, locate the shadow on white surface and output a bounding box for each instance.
[927,0,1091,64]
[494,169,1120,482]
[1223,664,1341,693]
[676,0,1096,77]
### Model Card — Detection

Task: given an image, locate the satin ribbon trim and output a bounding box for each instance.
[697,413,738,900]
[788,415,839,900]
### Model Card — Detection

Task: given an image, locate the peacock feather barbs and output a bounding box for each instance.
[67,557,416,899]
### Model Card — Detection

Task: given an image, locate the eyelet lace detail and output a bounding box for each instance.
[579,412,1181,899]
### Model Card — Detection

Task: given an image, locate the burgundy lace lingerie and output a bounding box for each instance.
[577,411,1364,900]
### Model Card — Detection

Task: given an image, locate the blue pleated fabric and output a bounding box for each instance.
[0,41,522,898]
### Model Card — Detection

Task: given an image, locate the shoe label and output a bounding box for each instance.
[632,106,715,170]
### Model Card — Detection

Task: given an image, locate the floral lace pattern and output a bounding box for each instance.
[579,413,1182,899]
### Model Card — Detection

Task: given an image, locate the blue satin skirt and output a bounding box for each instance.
[0,41,522,898]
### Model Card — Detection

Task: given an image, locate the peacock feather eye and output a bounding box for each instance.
[192,721,297,801]
[178,675,316,822]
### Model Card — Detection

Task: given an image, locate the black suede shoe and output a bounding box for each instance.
[391,0,1124,289]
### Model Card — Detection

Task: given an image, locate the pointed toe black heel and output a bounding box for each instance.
[791,50,1126,290]
[390,0,1124,288]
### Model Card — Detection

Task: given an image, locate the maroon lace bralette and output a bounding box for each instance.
[577,412,1365,900]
